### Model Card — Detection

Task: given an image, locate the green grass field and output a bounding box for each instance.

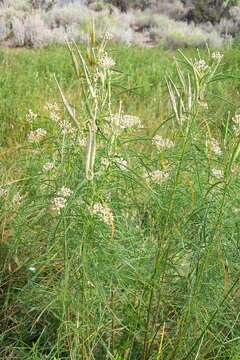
[1,41,240,359]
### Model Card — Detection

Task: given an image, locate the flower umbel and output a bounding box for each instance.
[146,170,170,183]
[208,138,222,156]
[194,59,209,73]
[99,53,115,69]
[212,52,223,61]
[212,169,224,179]
[26,109,37,122]
[92,203,113,226]
[57,187,72,198]
[43,162,55,172]
[0,187,8,197]
[152,135,174,149]
[28,128,47,143]
[52,197,66,214]
[12,193,23,206]
[232,114,240,126]
[115,158,128,170]
[111,113,142,130]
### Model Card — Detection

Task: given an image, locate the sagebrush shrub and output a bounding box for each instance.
[0,0,239,48]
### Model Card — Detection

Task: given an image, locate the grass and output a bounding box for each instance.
[1,39,240,359]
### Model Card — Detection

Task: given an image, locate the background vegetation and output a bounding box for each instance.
[1,0,240,48]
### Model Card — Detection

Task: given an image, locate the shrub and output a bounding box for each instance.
[0,0,238,48]
[11,16,25,46]
[154,0,187,20]
[149,15,224,48]
[45,2,92,28]
[185,0,237,24]
[0,18,7,41]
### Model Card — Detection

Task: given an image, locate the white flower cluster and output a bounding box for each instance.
[212,169,224,179]
[45,102,64,131]
[29,266,36,273]
[50,111,61,123]
[28,128,47,143]
[115,158,128,170]
[12,192,23,206]
[42,161,54,172]
[208,138,222,156]
[111,113,142,130]
[92,202,113,226]
[52,197,66,214]
[146,170,170,183]
[52,187,72,214]
[45,102,76,136]
[232,114,240,125]
[26,109,37,122]
[98,53,115,69]
[121,114,142,129]
[232,114,240,136]
[45,102,60,112]
[105,32,113,41]
[59,120,77,136]
[152,135,174,150]
[0,187,8,198]
[212,52,223,61]
[194,59,209,72]
[78,137,87,147]
[58,186,72,197]
[93,70,105,83]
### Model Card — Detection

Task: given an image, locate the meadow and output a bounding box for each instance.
[1,38,240,359]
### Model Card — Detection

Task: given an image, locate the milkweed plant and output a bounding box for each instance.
[1,27,240,360]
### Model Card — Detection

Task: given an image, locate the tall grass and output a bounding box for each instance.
[0,38,240,359]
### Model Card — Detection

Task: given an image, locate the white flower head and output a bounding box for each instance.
[78,137,87,147]
[43,161,54,172]
[93,70,105,83]
[115,158,128,170]
[105,32,113,41]
[29,266,36,273]
[194,59,209,73]
[57,187,72,198]
[12,193,23,206]
[121,114,142,129]
[28,128,47,143]
[26,109,37,123]
[92,202,113,226]
[50,111,61,123]
[99,52,115,69]
[208,138,222,156]
[232,114,240,126]
[152,135,174,149]
[52,196,66,214]
[0,187,8,198]
[233,125,240,136]
[59,120,77,136]
[111,113,142,130]
[212,169,224,179]
[146,170,170,183]
[212,52,223,61]
[44,102,60,112]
